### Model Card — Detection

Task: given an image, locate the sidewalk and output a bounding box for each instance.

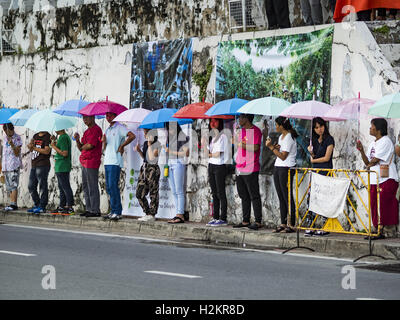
[1,210,400,262]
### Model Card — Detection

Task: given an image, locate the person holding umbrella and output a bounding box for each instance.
[266,116,298,233]
[1,123,22,211]
[136,128,162,221]
[233,114,263,230]
[27,131,52,214]
[50,129,74,214]
[74,115,103,217]
[102,112,136,221]
[204,118,230,227]
[356,118,398,240]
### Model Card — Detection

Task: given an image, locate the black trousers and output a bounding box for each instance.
[236,172,262,224]
[208,164,228,221]
[273,166,295,226]
[265,0,291,29]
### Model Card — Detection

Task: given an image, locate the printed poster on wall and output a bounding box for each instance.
[130,38,193,110]
[216,27,334,173]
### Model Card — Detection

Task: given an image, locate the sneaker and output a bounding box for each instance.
[206,219,218,226]
[212,220,227,227]
[315,230,330,236]
[27,206,40,213]
[110,213,122,221]
[4,205,18,212]
[61,207,74,215]
[103,213,113,220]
[305,230,314,237]
[33,207,46,214]
[138,215,155,222]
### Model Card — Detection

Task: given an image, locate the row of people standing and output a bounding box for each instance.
[1,112,399,237]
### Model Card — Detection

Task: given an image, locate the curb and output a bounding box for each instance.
[1,211,400,261]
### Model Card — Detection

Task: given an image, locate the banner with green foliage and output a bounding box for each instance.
[216,27,334,171]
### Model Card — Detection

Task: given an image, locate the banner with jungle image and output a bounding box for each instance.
[216,27,334,173]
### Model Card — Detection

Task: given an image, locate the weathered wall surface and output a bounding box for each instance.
[1,22,399,232]
[1,0,339,54]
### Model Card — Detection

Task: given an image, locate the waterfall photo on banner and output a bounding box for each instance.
[130,38,193,110]
[216,27,334,172]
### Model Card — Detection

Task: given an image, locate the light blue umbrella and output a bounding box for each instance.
[0,107,20,124]
[205,98,249,117]
[237,97,291,116]
[139,108,193,129]
[24,109,78,132]
[53,97,104,119]
[368,92,400,118]
[9,108,39,126]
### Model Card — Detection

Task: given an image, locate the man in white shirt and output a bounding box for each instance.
[102,112,135,221]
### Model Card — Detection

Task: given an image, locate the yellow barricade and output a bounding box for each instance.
[288,168,381,238]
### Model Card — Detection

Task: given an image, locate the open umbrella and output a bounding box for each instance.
[325,95,375,138]
[368,92,400,118]
[79,96,128,116]
[53,97,105,119]
[237,97,291,116]
[173,102,234,120]
[205,98,249,117]
[280,100,345,145]
[9,108,39,126]
[113,108,152,124]
[139,108,193,129]
[0,107,20,124]
[24,109,77,132]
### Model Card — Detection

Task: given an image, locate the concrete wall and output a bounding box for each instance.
[1,22,399,233]
[1,0,339,54]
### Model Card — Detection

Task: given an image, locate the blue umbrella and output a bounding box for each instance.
[205,98,249,117]
[9,108,39,126]
[139,108,193,129]
[53,98,104,119]
[0,107,20,124]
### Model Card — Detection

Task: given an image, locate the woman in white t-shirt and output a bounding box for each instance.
[204,118,229,227]
[356,118,399,240]
[266,116,298,233]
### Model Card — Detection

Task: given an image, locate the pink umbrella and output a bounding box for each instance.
[325,94,375,138]
[280,100,345,121]
[79,96,128,116]
[280,100,346,145]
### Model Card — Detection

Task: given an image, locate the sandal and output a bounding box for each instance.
[168,216,185,224]
[233,222,250,228]
[248,223,263,230]
[272,225,286,233]
[282,226,295,233]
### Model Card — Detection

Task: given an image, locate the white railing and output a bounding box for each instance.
[228,0,265,32]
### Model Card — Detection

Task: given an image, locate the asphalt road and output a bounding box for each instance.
[1,223,400,301]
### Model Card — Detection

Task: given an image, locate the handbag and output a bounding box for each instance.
[380,153,393,178]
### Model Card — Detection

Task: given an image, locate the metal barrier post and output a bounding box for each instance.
[282,168,314,254]
[353,170,386,262]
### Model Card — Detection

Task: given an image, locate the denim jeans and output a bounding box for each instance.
[105,165,122,215]
[56,172,74,207]
[28,166,50,209]
[168,162,186,215]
